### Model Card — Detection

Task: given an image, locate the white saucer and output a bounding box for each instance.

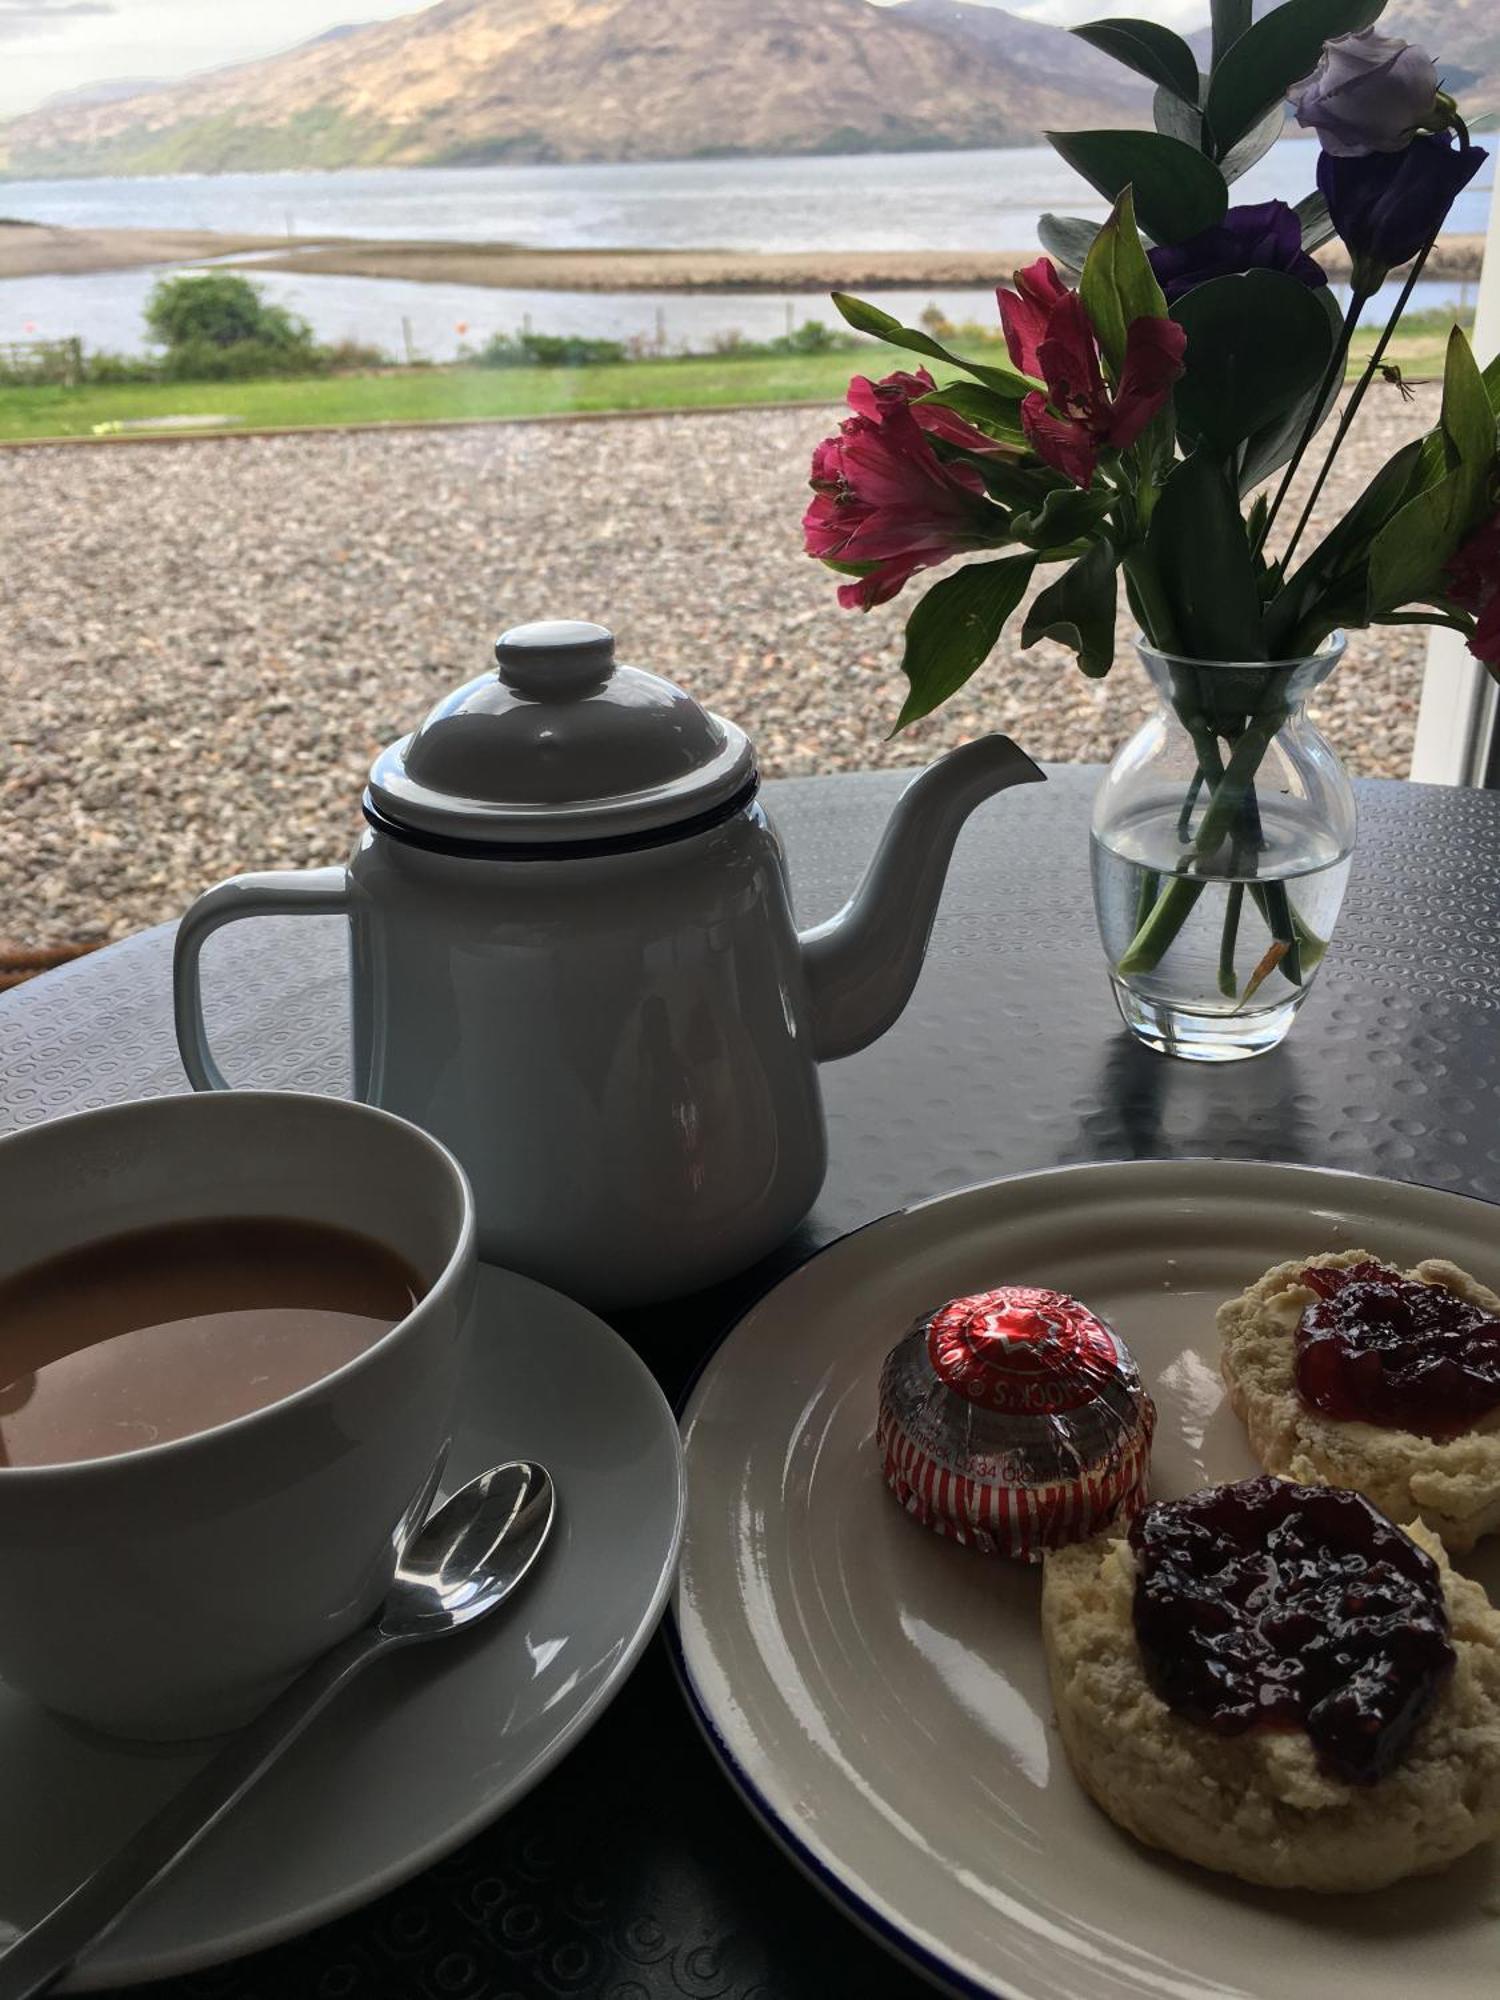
[0,1264,685,1992]
[676,1161,1500,2000]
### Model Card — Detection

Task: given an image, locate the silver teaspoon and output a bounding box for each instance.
[0,1459,555,2000]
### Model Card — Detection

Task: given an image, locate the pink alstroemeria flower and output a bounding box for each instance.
[997,257,1186,489]
[803,368,1003,609]
[1446,508,1500,671]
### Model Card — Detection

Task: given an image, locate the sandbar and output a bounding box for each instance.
[0,221,1486,292]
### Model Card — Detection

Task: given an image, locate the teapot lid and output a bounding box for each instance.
[366,621,755,850]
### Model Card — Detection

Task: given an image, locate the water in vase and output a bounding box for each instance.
[1091,799,1354,1063]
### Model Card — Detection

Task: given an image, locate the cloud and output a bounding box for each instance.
[0,0,116,33]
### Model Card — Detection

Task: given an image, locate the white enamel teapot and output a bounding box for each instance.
[173,622,1043,1305]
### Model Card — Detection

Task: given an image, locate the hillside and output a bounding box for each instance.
[894,0,1147,114]
[1381,0,1500,104]
[0,0,1145,179]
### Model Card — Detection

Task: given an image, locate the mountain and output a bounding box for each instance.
[894,0,1148,114]
[39,78,172,111]
[0,0,1147,179]
[1381,1,1500,103]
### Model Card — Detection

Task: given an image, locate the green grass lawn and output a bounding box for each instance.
[0,315,1464,445]
[0,350,873,442]
[1347,324,1457,381]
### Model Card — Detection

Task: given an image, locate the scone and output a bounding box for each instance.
[1042,1479,1500,1891]
[1219,1249,1500,1551]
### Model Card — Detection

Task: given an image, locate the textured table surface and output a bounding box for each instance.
[3,762,1500,2000]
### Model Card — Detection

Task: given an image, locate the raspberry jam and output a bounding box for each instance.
[1129,1477,1454,1785]
[1295,1260,1500,1438]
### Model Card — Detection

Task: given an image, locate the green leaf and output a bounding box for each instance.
[1011,484,1117,551]
[1204,0,1385,159]
[1021,540,1121,676]
[1236,284,1344,491]
[1171,269,1334,458]
[966,455,1073,513]
[1153,84,1204,149]
[1295,192,1335,253]
[1365,331,1499,615]
[1246,490,1270,552]
[1081,187,1169,379]
[1265,435,1425,652]
[1038,214,1101,277]
[1365,339,1497,615]
[1045,130,1228,245]
[1210,0,1252,70]
[1438,325,1496,519]
[894,556,1038,730]
[1368,471,1474,614]
[831,293,1035,396]
[1484,348,1500,414]
[1145,449,1267,659]
[1072,18,1201,101]
[1310,438,1427,577]
[1219,101,1285,183]
[914,382,1028,448]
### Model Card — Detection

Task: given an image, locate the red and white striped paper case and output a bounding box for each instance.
[876,1287,1156,1561]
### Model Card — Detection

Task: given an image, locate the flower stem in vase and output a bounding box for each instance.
[1116,674,1296,979]
[1278,248,1433,574]
[1132,866,1162,934]
[1218,884,1245,999]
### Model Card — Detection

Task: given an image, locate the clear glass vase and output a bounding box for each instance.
[1090,636,1355,1063]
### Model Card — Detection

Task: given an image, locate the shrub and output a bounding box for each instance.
[157,336,328,382]
[704,319,856,360]
[0,343,79,387]
[81,350,160,384]
[918,302,1005,347]
[770,318,841,355]
[136,273,400,381]
[321,338,392,371]
[475,330,629,368]
[145,272,313,352]
[0,344,161,387]
[144,272,327,379]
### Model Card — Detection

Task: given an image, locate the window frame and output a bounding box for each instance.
[1410,165,1500,787]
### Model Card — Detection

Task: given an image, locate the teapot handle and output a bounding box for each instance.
[172,869,351,1092]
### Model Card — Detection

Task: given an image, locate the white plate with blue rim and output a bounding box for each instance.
[0,1264,685,1991]
[674,1159,1500,2000]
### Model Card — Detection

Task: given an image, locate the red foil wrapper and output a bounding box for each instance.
[877,1287,1155,1561]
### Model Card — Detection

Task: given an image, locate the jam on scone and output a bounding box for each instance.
[1295,1259,1500,1438]
[1218,1251,1500,1552]
[1043,1475,1500,1890]
[1129,1476,1454,1785]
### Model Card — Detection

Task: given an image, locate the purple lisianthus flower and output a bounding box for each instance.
[1320,132,1487,292]
[1289,29,1439,157]
[1147,201,1328,305]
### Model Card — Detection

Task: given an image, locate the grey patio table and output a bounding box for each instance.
[2,761,1499,1999]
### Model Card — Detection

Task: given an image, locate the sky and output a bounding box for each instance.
[0,0,1213,120]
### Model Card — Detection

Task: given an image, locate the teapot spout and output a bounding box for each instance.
[798,736,1044,1063]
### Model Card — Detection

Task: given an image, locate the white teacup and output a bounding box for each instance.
[0,1091,475,1739]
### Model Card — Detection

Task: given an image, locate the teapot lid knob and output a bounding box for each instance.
[495,620,615,700]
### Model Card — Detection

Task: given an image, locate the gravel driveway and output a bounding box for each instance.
[1,385,1441,951]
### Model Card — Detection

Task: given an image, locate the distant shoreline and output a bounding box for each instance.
[0,223,346,276]
[1,222,1488,293]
